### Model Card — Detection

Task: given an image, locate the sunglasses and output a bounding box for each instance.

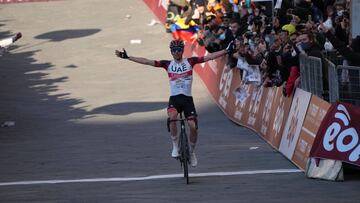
[171,47,184,52]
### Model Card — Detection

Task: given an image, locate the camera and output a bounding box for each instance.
[245,31,253,39]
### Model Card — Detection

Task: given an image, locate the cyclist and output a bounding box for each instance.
[115,39,234,167]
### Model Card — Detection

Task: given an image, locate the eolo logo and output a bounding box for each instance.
[323,104,360,162]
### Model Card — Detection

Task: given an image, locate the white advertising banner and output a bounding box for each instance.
[279,88,312,159]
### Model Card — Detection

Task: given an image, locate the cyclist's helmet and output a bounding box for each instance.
[169,39,185,49]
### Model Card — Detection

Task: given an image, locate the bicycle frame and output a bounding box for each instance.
[167,112,190,184]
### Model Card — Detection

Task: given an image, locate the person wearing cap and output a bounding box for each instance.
[281,24,296,36]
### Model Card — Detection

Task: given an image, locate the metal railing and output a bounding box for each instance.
[322,50,344,66]
[331,65,360,105]
[299,54,324,98]
[299,53,360,106]
[327,59,339,103]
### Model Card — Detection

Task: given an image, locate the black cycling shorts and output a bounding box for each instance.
[168,94,197,118]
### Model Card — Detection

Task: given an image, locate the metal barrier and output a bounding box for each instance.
[327,59,339,103]
[299,53,360,105]
[333,65,360,105]
[299,54,324,99]
[322,50,344,66]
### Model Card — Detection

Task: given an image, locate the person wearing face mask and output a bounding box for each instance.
[296,32,322,58]
[296,32,330,100]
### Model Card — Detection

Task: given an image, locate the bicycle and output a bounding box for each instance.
[167,112,191,184]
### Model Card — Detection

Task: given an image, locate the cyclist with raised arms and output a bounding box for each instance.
[115,39,234,167]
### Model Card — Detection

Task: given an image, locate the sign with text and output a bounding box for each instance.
[265,87,293,149]
[246,86,265,131]
[292,96,331,170]
[279,88,312,159]
[258,87,276,138]
[310,102,360,167]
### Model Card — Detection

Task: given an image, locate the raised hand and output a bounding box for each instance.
[115,48,129,59]
[317,23,329,33]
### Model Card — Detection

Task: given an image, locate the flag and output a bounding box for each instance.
[170,17,199,43]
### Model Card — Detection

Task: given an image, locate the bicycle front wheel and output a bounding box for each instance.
[180,131,189,184]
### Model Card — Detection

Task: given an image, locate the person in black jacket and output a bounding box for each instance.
[319,24,360,66]
[297,31,330,100]
[319,24,360,104]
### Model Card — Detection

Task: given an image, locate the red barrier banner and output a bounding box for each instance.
[219,67,240,115]
[258,87,277,138]
[292,95,331,170]
[143,0,167,22]
[264,87,293,149]
[247,86,267,132]
[310,102,360,167]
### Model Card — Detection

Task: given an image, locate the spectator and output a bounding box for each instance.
[282,40,300,96]
[293,0,312,21]
[190,0,208,28]
[296,32,322,57]
[222,19,243,68]
[165,0,189,32]
[162,0,356,102]
[320,24,360,66]
[0,32,22,56]
[222,19,242,48]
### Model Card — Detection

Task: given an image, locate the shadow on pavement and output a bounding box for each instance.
[0,44,86,123]
[35,29,101,42]
[0,30,15,40]
[0,19,17,39]
[90,102,168,115]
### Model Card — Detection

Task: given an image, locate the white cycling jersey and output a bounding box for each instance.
[155,57,204,96]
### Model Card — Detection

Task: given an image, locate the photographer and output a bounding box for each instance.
[334,9,350,44]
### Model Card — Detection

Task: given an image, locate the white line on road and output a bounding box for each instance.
[0,169,302,186]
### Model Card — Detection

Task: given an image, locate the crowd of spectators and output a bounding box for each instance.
[166,0,359,100]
